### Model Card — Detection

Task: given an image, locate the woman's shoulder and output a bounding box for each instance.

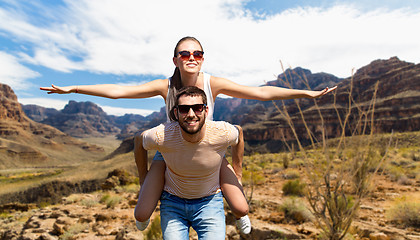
[152,78,170,85]
[208,75,237,96]
[148,78,170,95]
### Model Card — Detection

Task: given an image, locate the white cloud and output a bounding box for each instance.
[0,52,40,90]
[1,0,419,88]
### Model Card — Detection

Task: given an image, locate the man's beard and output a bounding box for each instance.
[180,117,205,135]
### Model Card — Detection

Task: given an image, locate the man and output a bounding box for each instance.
[136,86,242,239]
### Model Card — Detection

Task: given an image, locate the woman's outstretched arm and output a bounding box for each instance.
[40,78,169,99]
[211,76,337,101]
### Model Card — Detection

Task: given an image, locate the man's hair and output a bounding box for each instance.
[175,86,207,106]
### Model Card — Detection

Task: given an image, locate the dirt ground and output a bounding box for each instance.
[1,165,419,240]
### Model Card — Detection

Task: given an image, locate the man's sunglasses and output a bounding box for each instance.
[178,51,204,61]
[177,104,206,115]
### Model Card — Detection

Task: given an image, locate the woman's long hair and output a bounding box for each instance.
[167,36,203,121]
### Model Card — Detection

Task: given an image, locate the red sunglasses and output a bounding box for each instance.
[178,51,204,61]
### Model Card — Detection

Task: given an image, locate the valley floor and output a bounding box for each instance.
[1,168,419,240]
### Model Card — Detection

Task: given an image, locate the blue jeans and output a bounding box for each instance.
[153,151,164,161]
[160,191,225,240]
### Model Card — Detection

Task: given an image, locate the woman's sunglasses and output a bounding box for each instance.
[178,51,204,61]
[177,104,206,115]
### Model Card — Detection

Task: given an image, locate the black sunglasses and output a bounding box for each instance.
[178,51,204,61]
[177,104,206,115]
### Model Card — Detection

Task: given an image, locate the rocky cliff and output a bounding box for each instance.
[22,104,59,122]
[240,57,420,152]
[0,84,104,169]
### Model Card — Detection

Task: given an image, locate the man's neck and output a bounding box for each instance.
[180,124,206,143]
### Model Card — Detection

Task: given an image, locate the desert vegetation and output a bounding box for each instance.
[236,66,420,239]
[0,129,419,239]
[1,60,420,239]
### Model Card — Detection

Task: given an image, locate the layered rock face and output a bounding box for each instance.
[0,84,104,169]
[30,101,120,138]
[0,84,29,123]
[22,104,59,122]
[240,57,420,152]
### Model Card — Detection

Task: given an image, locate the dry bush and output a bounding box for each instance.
[80,198,99,208]
[145,216,162,240]
[273,65,392,240]
[242,161,266,204]
[387,197,420,228]
[59,223,89,240]
[282,179,306,197]
[100,192,122,209]
[282,169,300,179]
[279,197,314,223]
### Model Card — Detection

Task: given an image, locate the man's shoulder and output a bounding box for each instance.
[206,120,236,131]
[151,121,178,129]
[164,121,179,130]
[145,122,178,135]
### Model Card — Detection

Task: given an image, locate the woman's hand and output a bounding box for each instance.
[40,84,75,94]
[308,86,337,98]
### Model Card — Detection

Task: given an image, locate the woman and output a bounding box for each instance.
[41,36,336,234]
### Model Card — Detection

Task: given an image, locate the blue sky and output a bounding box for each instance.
[1,0,419,116]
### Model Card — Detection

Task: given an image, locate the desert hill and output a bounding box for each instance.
[223,57,420,153]
[0,84,104,170]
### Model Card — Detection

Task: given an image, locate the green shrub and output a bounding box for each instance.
[282,169,300,180]
[387,199,420,228]
[282,179,306,197]
[100,192,122,209]
[100,193,111,203]
[106,195,122,209]
[80,198,99,208]
[242,167,265,186]
[282,154,289,169]
[411,151,420,162]
[145,217,162,240]
[278,197,313,223]
[121,183,139,193]
[59,223,89,240]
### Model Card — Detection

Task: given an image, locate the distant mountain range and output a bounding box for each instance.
[22,100,166,139]
[7,56,420,156]
[0,84,104,169]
